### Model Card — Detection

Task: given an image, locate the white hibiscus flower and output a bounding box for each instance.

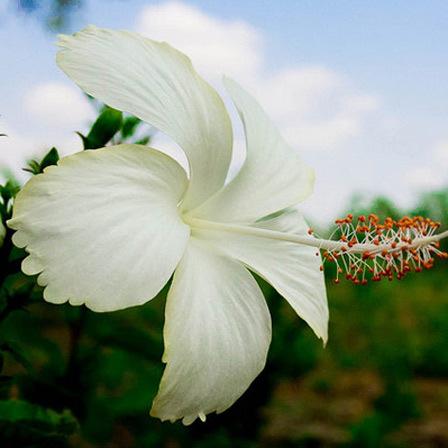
[8,26,328,424]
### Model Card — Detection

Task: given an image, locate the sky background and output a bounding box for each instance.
[1,0,447,224]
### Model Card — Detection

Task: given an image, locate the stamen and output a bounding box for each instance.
[323,214,448,284]
[186,215,448,285]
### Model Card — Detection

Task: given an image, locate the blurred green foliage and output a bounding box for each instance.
[0,109,447,447]
[15,0,82,30]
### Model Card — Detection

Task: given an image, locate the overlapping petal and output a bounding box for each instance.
[8,145,190,312]
[57,26,233,211]
[191,77,315,223]
[151,238,271,424]
[193,209,328,342]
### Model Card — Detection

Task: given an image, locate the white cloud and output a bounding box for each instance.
[400,140,448,194]
[255,67,380,149]
[136,1,379,152]
[137,1,261,83]
[24,82,95,129]
[0,81,95,181]
[404,166,444,191]
[434,141,448,167]
[0,118,84,183]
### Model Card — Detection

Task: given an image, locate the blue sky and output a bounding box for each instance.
[1,0,447,223]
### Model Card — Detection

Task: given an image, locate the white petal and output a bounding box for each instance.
[151,238,271,425]
[193,209,328,342]
[57,26,233,211]
[8,145,190,312]
[191,77,315,223]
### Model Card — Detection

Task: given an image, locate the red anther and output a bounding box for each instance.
[308,228,314,235]
[391,242,397,249]
[341,246,348,252]
[362,251,371,260]
[358,215,366,222]
[319,265,324,271]
[361,279,368,285]
[333,278,340,284]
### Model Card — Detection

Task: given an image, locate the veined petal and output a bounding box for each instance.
[8,145,190,312]
[193,209,328,342]
[191,77,315,223]
[57,26,233,211]
[151,238,271,425]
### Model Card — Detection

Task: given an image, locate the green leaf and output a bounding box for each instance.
[0,180,20,201]
[23,160,41,175]
[81,107,123,150]
[0,400,78,445]
[121,115,141,139]
[0,376,12,395]
[39,147,60,171]
[0,342,32,372]
[135,135,151,146]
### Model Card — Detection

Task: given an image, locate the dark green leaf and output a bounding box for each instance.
[82,107,123,149]
[0,180,20,201]
[23,160,41,175]
[39,147,60,171]
[0,400,78,445]
[135,135,151,146]
[121,115,141,139]
[0,376,13,396]
[0,341,32,372]
[75,131,89,149]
